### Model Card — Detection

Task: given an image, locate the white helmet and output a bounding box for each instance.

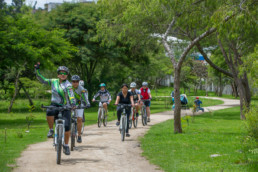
[79,80,84,87]
[130,82,136,88]
[142,82,148,86]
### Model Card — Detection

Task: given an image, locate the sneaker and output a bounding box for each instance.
[116,121,120,126]
[77,136,82,143]
[47,129,54,138]
[126,133,130,137]
[63,145,70,155]
[147,118,150,122]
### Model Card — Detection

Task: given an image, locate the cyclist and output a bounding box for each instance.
[71,75,90,143]
[129,82,141,119]
[92,83,111,113]
[194,97,204,112]
[34,62,76,155]
[115,84,135,137]
[139,82,152,122]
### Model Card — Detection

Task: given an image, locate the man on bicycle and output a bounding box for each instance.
[71,75,90,143]
[34,62,76,155]
[129,82,141,119]
[139,82,152,122]
[92,83,111,113]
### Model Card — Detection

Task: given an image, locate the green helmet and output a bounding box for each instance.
[99,83,106,87]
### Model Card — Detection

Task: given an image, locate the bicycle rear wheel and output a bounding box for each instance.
[56,125,63,164]
[98,109,102,128]
[121,116,126,141]
[103,110,108,127]
[70,122,76,151]
[129,110,133,129]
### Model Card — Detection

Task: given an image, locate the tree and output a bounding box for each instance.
[98,0,235,133]
[195,0,257,119]
[0,6,76,112]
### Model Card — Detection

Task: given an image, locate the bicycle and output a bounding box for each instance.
[116,104,132,141]
[41,105,73,164]
[129,101,138,128]
[70,107,88,151]
[140,99,151,126]
[94,100,108,127]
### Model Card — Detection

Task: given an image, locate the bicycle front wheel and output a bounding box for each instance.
[133,112,138,128]
[56,125,63,164]
[98,109,102,128]
[103,110,108,127]
[141,108,146,126]
[121,116,126,141]
[70,123,76,151]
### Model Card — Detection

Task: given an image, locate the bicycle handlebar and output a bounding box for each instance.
[93,100,109,103]
[114,104,132,107]
[41,105,88,110]
[140,99,151,102]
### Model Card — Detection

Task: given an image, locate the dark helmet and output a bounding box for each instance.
[71,75,80,81]
[57,66,69,74]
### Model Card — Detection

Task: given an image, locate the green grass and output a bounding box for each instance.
[152,86,242,99]
[141,106,258,172]
[0,96,226,171]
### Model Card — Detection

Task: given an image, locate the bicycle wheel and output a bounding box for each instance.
[133,111,138,128]
[81,114,85,134]
[129,110,133,129]
[103,109,108,127]
[70,122,75,151]
[141,108,146,126]
[121,116,126,141]
[56,125,63,164]
[97,108,102,128]
[144,108,147,126]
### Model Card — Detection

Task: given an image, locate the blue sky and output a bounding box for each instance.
[5,0,80,9]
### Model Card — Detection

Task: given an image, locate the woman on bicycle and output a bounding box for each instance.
[129,82,141,119]
[71,75,90,143]
[92,83,111,113]
[34,62,76,155]
[115,84,135,137]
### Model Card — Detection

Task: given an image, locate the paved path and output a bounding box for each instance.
[14,97,239,172]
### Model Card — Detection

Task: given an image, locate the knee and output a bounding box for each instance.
[77,117,82,122]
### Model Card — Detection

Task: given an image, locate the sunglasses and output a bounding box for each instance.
[58,72,67,75]
[72,81,79,83]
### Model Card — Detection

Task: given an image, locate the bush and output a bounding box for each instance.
[242,106,258,163]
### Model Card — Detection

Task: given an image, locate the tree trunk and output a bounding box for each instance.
[219,74,223,97]
[19,81,34,106]
[8,71,21,113]
[173,68,182,133]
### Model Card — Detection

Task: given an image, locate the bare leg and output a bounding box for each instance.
[77,117,83,136]
[146,107,151,117]
[64,131,70,145]
[47,116,54,129]
[103,103,108,113]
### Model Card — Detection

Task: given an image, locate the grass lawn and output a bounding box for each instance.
[0,96,225,171]
[141,106,257,172]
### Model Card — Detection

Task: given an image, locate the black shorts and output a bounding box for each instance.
[46,104,71,132]
[143,100,150,107]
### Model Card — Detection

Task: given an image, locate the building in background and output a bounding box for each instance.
[45,0,97,12]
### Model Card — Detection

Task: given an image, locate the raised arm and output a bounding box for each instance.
[34,63,51,86]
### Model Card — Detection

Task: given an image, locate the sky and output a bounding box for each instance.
[5,0,88,9]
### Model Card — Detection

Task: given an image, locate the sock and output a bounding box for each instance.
[64,144,69,147]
